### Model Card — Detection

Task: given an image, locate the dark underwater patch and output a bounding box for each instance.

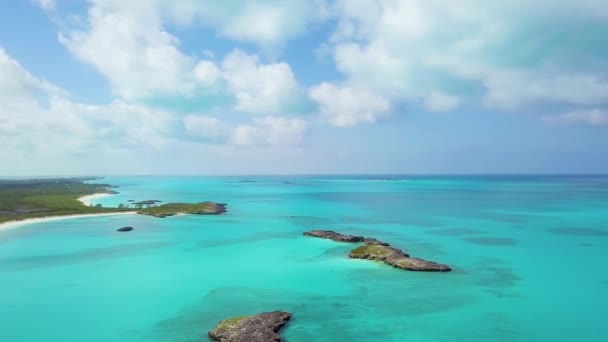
[427,228,485,236]
[0,241,170,271]
[463,237,517,246]
[548,228,608,236]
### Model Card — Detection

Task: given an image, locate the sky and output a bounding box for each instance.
[0,0,607,175]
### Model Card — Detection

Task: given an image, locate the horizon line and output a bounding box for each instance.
[2,173,608,178]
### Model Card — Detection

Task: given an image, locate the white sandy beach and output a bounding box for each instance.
[0,212,137,232]
[78,192,112,205]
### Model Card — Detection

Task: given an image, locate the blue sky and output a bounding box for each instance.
[1,0,607,175]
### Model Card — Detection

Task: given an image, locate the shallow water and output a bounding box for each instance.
[1,175,607,341]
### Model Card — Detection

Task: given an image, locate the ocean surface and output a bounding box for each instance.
[1,175,607,341]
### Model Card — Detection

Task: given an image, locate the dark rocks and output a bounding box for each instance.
[362,237,390,246]
[304,230,390,246]
[388,257,451,272]
[305,229,452,272]
[117,226,133,232]
[208,311,291,342]
[303,230,364,243]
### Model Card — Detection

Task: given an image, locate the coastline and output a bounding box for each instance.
[0,212,137,232]
[78,192,112,205]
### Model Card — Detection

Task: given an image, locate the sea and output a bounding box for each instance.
[1,175,607,341]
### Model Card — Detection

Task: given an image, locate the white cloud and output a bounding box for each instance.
[59,2,198,100]
[0,48,63,101]
[321,0,608,117]
[482,71,608,111]
[1,47,309,161]
[58,1,308,116]
[544,109,608,126]
[333,41,408,95]
[70,0,325,50]
[221,49,301,114]
[231,117,308,145]
[425,91,461,113]
[309,82,390,126]
[0,46,185,159]
[194,60,221,86]
[175,1,327,48]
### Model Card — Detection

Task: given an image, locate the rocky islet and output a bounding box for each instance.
[305,230,451,272]
[208,311,292,342]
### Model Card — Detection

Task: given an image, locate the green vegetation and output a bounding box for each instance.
[0,178,128,223]
[138,202,226,217]
[214,316,251,333]
[349,245,393,258]
[396,259,415,268]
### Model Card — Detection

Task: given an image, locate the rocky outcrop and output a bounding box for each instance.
[350,245,451,272]
[388,256,451,272]
[304,230,451,272]
[117,226,133,232]
[208,311,291,342]
[303,230,364,243]
[303,230,391,246]
[362,237,390,246]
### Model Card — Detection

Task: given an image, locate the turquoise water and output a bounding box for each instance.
[1,175,607,341]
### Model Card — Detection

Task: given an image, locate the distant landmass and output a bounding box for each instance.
[0,177,226,223]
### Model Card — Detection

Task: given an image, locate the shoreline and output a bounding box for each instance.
[0,212,137,232]
[78,192,112,205]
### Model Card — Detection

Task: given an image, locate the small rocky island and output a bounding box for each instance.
[208,311,291,342]
[137,202,227,218]
[304,230,451,272]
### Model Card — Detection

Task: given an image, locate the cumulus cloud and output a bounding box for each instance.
[320,0,608,120]
[231,117,308,145]
[210,1,324,48]
[0,48,63,101]
[309,82,390,126]
[58,1,308,116]
[61,0,325,60]
[59,2,199,100]
[221,49,303,114]
[2,46,311,159]
[194,61,221,86]
[44,0,608,132]
[544,109,608,126]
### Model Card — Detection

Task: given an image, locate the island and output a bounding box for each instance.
[304,230,451,272]
[137,202,226,218]
[208,311,291,342]
[0,178,226,224]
